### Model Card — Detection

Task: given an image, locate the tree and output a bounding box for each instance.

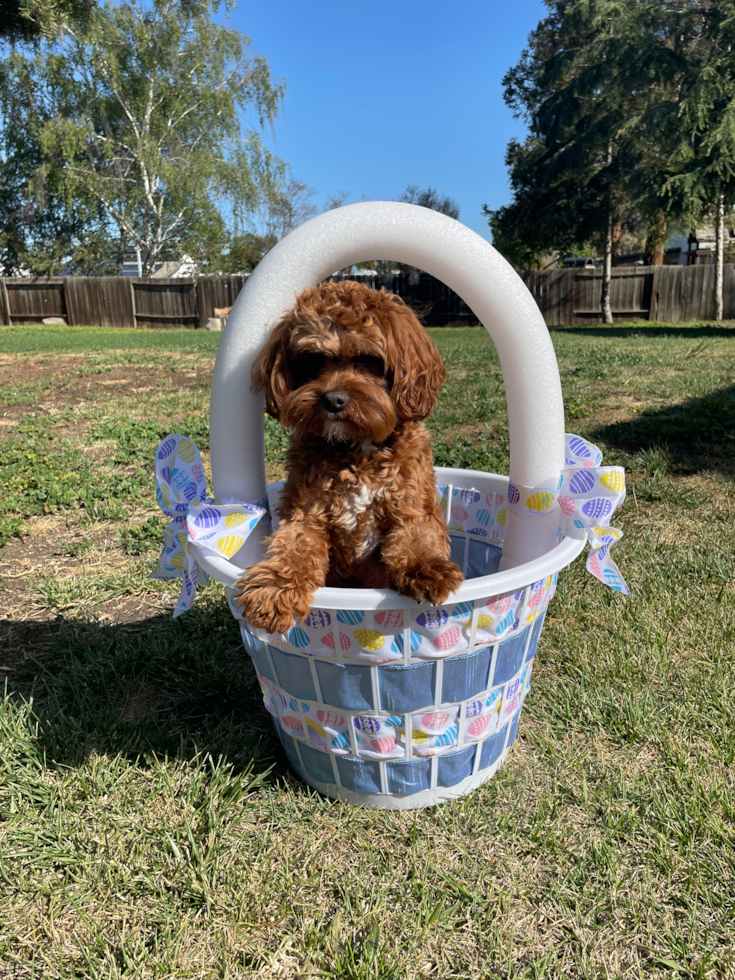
[260,176,318,242]
[0,51,116,274]
[0,0,94,44]
[399,184,459,219]
[488,0,686,321]
[657,1,735,320]
[7,0,286,276]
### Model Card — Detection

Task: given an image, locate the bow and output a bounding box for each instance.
[507,433,631,595]
[151,434,268,617]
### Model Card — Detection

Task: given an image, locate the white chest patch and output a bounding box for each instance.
[338,483,376,531]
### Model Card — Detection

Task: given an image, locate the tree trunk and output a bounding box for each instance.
[715,193,724,321]
[649,213,667,265]
[611,220,622,267]
[601,204,613,324]
[601,139,614,324]
[116,229,127,276]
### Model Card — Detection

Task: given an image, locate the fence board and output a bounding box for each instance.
[2,278,67,322]
[130,278,198,329]
[197,275,248,329]
[1,264,734,330]
[64,277,134,327]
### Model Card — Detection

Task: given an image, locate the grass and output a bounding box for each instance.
[0,320,733,978]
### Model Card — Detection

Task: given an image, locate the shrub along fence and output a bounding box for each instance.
[1,264,733,329]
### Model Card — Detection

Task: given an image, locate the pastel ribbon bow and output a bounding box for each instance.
[151,434,268,617]
[507,433,631,595]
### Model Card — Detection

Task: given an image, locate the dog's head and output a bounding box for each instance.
[251,280,446,444]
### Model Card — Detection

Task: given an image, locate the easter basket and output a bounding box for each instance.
[153,202,629,809]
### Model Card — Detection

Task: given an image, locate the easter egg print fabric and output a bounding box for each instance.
[505,433,630,596]
[436,486,506,544]
[152,435,268,617]
[253,636,534,764]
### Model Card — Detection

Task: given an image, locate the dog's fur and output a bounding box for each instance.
[234,280,463,634]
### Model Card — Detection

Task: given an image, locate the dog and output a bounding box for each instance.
[234,280,464,635]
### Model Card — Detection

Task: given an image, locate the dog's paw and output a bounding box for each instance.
[235,569,312,633]
[234,573,313,634]
[393,557,464,606]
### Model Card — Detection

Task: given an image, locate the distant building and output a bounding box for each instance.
[121,249,199,278]
[667,214,735,266]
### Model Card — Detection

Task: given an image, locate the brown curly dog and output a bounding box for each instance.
[234,280,464,634]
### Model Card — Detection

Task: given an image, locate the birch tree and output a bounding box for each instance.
[21,0,285,275]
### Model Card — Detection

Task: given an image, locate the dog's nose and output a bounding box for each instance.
[322,390,350,412]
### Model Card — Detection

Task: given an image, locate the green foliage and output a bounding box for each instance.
[264,414,290,467]
[0,434,147,518]
[87,415,210,464]
[399,185,459,220]
[217,231,275,275]
[0,0,95,44]
[0,516,24,546]
[117,516,164,555]
[0,379,53,404]
[0,48,117,276]
[0,0,287,276]
[486,0,710,274]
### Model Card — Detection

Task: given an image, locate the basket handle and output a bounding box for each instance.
[209,201,564,569]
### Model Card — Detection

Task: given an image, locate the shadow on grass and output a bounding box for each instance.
[550,324,735,338]
[593,382,735,475]
[1,601,291,783]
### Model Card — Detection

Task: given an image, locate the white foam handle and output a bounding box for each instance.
[209,201,565,569]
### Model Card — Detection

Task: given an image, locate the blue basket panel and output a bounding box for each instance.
[314,662,374,710]
[336,757,382,794]
[492,628,529,687]
[378,662,437,712]
[507,709,521,748]
[269,647,317,701]
[299,743,337,785]
[441,646,492,703]
[277,726,305,772]
[467,539,503,579]
[386,759,431,795]
[437,745,476,787]
[478,725,507,771]
[248,641,275,682]
[525,610,546,662]
[449,535,466,568]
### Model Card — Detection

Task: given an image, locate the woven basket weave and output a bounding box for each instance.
[193,468,584,808]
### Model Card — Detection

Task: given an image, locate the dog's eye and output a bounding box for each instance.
[291,353,326,387]
[353,355,385,377]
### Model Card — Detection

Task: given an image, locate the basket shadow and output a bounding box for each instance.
[591,382,735,477]
[1,603,293,782]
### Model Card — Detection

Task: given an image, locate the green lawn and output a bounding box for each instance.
[0,321,733,979]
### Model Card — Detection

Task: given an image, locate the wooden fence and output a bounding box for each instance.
[0,275,249,330]
[1,264,733,329]
[520,263,735,325]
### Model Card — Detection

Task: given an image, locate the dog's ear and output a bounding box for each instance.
[251,319,292,419]
[381,293,446,421]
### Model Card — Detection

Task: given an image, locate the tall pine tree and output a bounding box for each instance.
[488,0,684,321]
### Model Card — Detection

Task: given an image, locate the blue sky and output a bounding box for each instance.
[229,0,547,243]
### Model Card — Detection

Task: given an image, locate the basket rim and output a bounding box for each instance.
[192,467,586,610]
